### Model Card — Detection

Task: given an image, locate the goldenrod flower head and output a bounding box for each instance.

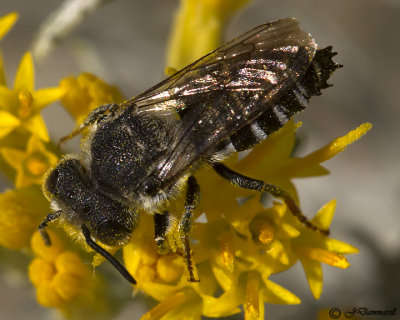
[122,120,371,319]
[59,72,123,125]
[0,52,65,142]
[0,186,49,249]
[29,230,98,312]
[1,135,58,187]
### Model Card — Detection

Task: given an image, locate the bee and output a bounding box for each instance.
[39,18,341,284]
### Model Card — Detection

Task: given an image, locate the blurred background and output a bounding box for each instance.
[0,0,399,319]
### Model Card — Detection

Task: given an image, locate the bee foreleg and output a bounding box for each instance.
[211,162,330,236]
[58,103,119,146]
[38,210,62,246]
[81,224,136,285]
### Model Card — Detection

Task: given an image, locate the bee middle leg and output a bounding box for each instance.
[153,175,200,282]
[211,162,330,236]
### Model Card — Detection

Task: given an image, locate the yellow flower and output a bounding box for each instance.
[122,119,370,319]
[29,230,107,317]
[167,0,252,69]
[0,52,65,141]
[0,186,49,249]
[1,135,58,187]
[29,230,88,308]
[292,200,359,299]
[59,72,123,125]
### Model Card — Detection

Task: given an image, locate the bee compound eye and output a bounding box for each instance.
[46,167,60,194]
[95,220,132,246]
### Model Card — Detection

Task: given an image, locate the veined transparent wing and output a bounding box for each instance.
[124,18,317,186]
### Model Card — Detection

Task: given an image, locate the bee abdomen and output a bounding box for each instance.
[221,47,340,153]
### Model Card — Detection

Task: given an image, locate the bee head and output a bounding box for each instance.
[43,158,137,246]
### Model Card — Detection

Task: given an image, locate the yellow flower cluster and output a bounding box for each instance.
[0,2,372,319]
[0,12,116,318]
[123,121,370,320]
[60,72,123,125]
[29,231,91,308]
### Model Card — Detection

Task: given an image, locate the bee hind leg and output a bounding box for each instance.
[211,162,330,236]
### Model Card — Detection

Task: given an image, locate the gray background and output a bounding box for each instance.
[0,0,399,319]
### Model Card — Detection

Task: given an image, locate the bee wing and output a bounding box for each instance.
[130,18,317,186]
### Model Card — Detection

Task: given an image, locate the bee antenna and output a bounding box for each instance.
[81,224,136,285]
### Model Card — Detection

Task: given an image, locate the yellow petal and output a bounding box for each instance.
[325,123,373,157]
[0,147,24,171]
[311,199,336,230]
[267,239,290,265]
[0,12,18,40]
[201,289,242,317]
[300,259,323,299]
[23,114,50,141]
[277,222,300,239]
[237,120,300,176]
[262,278,301,304]
[277,123,372,179]
[33,87,66,112]
[141,290,188,320]
[219,231,235,273]
[297,123,373,168]
[14,52,34,92]
[212,258,235,291]
[0,51,6,86]
[324,238,359,254]
[244,272,264,320]
[0,85,17,111]
[296,245,350,269]
[0,111,21,139]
